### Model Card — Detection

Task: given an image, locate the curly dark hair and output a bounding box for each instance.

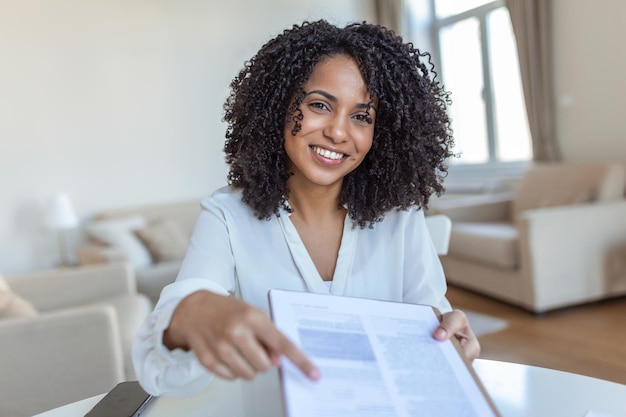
[223,19,454,228]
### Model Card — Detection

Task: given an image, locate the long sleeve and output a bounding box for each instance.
[131,279,227,397]
[401,207,452,313]
[132,193,237,397]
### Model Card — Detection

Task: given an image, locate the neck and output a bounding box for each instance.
[286,182,344,224]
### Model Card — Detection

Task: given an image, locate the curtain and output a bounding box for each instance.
[372,0,404,34]
[505,0,561,161]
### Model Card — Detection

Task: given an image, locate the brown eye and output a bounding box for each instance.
[309,102,329,111]
[354,113,373,124]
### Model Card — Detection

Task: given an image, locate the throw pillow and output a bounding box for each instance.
[85,215,153,270]
[135,219,188,263]
[0,275,38,320]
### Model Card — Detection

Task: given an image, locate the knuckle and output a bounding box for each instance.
[215,366,236,380]
[224,324,248,344]
[214,341,234,360]
[197,352,218,370]
[256,362,271,373]
[455,309,469,323]
[271,335,291,353]
[240,306,265,325]
[240,370,255,381]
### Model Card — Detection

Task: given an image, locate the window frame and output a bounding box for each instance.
[426,0,530,189]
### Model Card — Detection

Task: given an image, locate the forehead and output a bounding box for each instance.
[304,55,369,96]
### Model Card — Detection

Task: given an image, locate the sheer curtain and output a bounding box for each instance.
[372,0,404,34]
[505,0,561,161]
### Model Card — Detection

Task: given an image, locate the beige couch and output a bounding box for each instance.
[77,199,201,305]
[0,263,152,417]
[432,163,626,313]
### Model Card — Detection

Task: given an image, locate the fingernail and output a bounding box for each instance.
[434,328,447,339]
[308,367,321,380]
[271,354,282,366]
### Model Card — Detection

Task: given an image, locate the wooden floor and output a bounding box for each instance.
[446,285,626,385]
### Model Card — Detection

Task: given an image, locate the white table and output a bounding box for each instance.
[35,359,626,417]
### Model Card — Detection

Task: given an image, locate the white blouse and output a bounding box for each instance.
[132,186,451,398]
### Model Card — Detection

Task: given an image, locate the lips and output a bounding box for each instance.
[311,146,345,161]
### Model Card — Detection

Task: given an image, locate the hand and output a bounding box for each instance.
[163,290,320,381]
[433,309,481,360]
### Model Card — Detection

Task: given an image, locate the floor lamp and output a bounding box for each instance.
[45,192,78,266]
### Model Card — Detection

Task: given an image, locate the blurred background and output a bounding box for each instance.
[1,0,625,274]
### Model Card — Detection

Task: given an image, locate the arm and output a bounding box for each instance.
[401,208,480,359]
[402,207,452,312]
[132,197,317,398]
[131,196,235,397]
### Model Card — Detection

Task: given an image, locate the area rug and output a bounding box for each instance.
[464,310,509,337]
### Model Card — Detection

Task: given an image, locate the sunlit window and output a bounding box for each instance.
[488,7,532,162]
[410,0,532,165]
[434,0,491,18]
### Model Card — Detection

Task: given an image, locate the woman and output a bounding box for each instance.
[133,19,479,399]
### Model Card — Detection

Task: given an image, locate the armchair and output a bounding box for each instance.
[432,163,626,313]
[0,263,152,417]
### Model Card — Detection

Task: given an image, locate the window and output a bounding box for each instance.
[409,0,532,167]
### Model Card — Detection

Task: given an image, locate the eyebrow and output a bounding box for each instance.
[305,89,377,112]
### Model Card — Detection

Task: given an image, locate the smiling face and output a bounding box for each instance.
[284,54,376,194]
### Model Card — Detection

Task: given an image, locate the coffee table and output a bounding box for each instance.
[34,359,626,417]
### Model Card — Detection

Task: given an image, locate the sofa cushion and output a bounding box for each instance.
[96,200,201,240]
[85,215,153,270]
[449,222,519,270]
[135,218,188,263]
[0,275,38,320]
[512,163,626,218]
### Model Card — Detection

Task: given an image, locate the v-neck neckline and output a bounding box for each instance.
[277,209,357,294]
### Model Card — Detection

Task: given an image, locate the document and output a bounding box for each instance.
[268,289,501,417]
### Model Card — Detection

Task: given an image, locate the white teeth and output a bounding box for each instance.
[313,146,344,160]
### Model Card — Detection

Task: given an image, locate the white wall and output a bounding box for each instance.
[0,0,374,274]
[552,0,626,162]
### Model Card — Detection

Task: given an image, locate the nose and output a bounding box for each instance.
[323,114,348,143]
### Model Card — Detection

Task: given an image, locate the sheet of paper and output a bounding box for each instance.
[269,289,499,417]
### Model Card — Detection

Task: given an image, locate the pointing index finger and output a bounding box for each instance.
[259,324,320,380]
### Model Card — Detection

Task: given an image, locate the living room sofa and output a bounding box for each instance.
[432,163,626,313]
[77,199,201,305]
[0,263,152,417]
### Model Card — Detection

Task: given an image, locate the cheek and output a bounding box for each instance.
[357,131,374,155]
[283,132,305,166]
[283,133,295,157]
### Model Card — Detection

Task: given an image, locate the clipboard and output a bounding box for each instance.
[268,289,501,417]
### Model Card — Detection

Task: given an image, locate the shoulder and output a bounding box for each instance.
[375,206,426,227]
[360,206,428,242]
[200,186,269,225]
[201,186,245,212]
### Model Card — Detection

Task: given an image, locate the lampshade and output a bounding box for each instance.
[45,193,78,230]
